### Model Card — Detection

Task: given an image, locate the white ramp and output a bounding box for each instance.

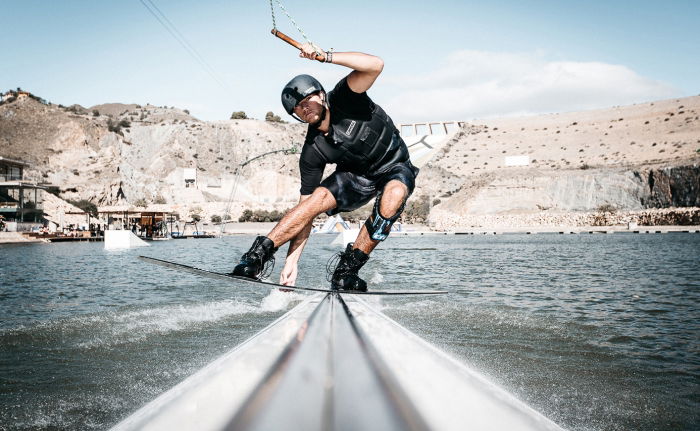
[404,134,454,167]
[104,230,150,250]
[330,228,360,247]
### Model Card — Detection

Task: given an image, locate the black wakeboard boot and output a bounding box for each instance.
[329,243,370,291]
[231,236,278,280]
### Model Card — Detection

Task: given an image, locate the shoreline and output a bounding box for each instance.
[215,222,700,235]
[2,224,698,245]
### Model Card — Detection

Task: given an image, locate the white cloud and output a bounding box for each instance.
[381,50,678,123]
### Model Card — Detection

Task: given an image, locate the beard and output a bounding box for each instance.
[308,105,327,128]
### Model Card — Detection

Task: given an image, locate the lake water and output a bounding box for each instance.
[1,233,698,430]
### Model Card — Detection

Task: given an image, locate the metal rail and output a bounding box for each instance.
[112,292,565,431]
[226,293,428,431]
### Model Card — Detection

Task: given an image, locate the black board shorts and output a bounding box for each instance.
[320,160,420,215]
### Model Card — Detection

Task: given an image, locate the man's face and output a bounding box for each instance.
[293,92,324,124]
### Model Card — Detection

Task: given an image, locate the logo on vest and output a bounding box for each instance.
[344,120,357,136]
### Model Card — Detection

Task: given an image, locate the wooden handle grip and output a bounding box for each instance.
[271,29,326,62]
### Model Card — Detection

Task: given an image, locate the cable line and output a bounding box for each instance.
[139,0,232,93]
[269,0,317,48]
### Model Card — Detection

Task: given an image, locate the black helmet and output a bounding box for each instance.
[281,74,324,115]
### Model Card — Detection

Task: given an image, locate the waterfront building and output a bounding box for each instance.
[0,157,49,231]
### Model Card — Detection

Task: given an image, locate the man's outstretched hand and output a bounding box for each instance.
[279,262,298,292]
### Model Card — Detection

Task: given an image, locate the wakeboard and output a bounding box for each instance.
[139,255,447,296]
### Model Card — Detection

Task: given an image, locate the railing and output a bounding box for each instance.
[0,174,23,182]
[398,121,467,137]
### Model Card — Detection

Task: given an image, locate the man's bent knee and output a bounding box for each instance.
[308,187,337,213]
[365,183,409,242]
[380,181,409,217]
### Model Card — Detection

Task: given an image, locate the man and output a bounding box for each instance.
[232,43,418,291]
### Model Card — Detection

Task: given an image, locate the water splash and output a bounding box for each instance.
[260,289,306,312]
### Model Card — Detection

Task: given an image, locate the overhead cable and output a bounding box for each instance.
[139,0,232,94]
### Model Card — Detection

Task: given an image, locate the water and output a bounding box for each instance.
[1,234,698,430]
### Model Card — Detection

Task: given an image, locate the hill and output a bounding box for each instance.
[0,89,698,227]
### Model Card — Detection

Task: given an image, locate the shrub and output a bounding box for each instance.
[92,109,100,116]
[188,206,203,222]
[107,119,122,135]
[402,195,430,223]
[596,203,617,213]
[230,111,248,120]
[265,111,284,123]
[133,198,148,207]
[238,208,287,222]
[211,215,222,223]
[153,195,167,204]
[238,209,253,222]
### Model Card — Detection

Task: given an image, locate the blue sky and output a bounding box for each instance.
[2,0,698,123]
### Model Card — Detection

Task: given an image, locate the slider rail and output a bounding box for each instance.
[226,293,429,431]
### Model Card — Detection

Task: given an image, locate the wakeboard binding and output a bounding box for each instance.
[232,235,278,280]
[329,243,370,292]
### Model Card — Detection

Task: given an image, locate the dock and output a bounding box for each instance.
[112,293,563,431]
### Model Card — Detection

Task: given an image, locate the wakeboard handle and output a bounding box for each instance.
[271,28,326,62]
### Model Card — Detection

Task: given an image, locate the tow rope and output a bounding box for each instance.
[268,0,327,62]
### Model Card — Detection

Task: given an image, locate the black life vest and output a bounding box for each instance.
[307,102,408,175]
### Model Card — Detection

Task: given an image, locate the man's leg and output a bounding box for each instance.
[267,187,337,247]
[354,180,409,254]
[330,180,409,291]
[232,187,336,278]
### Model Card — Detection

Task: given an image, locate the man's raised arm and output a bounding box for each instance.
[298,44,384,93]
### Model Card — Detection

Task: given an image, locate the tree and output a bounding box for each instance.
[92,109,100,116]
[230,111,248,120]
[68,199,98,217]
[189,206,203,222]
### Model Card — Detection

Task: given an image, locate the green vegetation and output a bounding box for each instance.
[402,195,431,223]
[596,203,617,213]
[230,111,248,120]
[133,198,148,207]
[210,215,222,223]
[189,206,203,222]
[238,208,287,222]
[341,195,432,224]
[107,118,131,135]
[68,199,98,217]
[265,111,285,123]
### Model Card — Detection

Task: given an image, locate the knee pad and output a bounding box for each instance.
[364,192,406,241]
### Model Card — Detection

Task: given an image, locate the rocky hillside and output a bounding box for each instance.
[1,90,698,226]
[417,96,700,227]
[0,93,308,220]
